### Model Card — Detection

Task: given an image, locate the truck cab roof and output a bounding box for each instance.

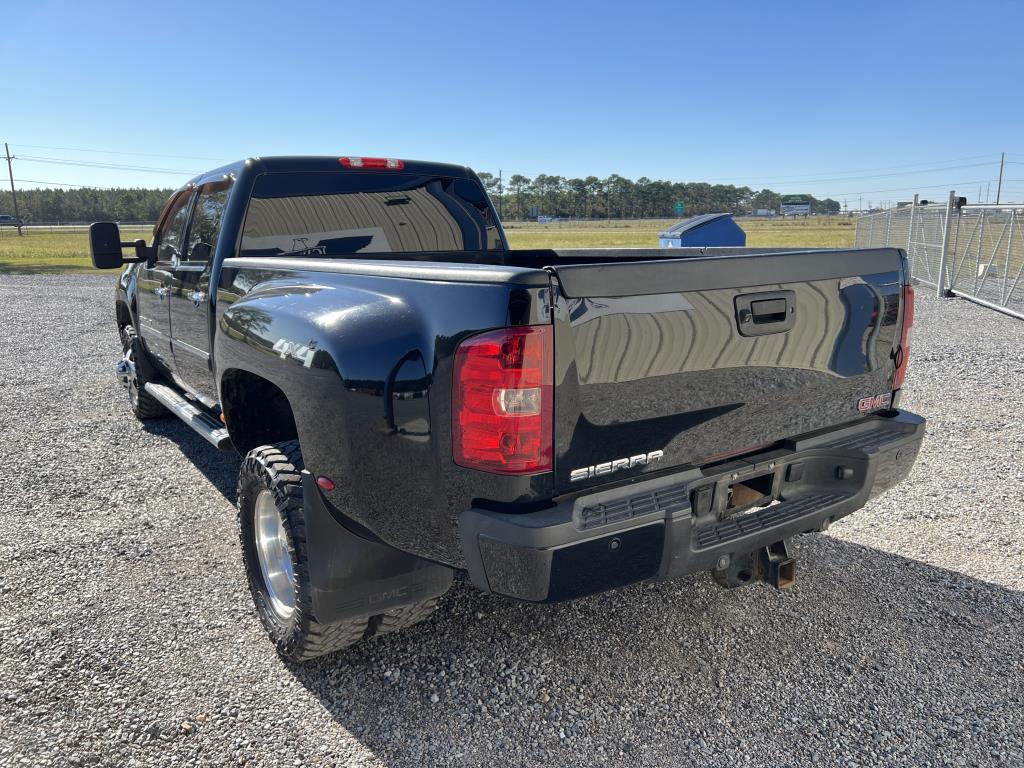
[188,156,476,188]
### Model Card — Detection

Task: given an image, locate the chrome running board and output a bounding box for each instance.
[144,382,233,451]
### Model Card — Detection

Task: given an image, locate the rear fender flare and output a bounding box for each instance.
[214,286,435,505]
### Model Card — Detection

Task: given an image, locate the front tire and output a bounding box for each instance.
[237,441,440,661]
[119,325,166,420]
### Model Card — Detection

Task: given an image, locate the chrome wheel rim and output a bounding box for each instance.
[254,490,296,620]
[124,348,140,407]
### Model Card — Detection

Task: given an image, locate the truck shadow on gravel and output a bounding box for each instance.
[147,417,1023,765]
[142,419,241,501]
[285,535,1023,766]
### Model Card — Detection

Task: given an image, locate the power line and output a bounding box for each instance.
[15,154,198,175]
[824,179,993,198]
[713,161,999,188]
[11,142,229,163]
[5,148,1010,202]
[15,142,1002,184]
[715,153,1002,185]
[12,178,132,190]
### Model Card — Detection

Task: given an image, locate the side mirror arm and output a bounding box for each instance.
[121,239,154,264]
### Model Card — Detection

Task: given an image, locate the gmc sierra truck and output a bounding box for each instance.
[89,156,924,662]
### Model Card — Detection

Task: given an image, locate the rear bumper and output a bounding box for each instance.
[459,409,925,602]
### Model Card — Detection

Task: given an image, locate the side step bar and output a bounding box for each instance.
[144,382,233,451]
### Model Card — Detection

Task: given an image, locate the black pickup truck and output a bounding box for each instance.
[90,156,924,662]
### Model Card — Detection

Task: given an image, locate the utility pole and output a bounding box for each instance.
[497,169,503,221]
[995,149,1003,204]
[4,142,23,236]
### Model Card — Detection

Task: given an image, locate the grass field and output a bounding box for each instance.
[0,226,153,274]
[505,216,855,249]
[0,217,856,273]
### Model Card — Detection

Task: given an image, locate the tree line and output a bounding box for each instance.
[0,187,174,223]
[477,173,841,219]
[0,175,841,224]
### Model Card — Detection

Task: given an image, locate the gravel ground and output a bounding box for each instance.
[1,274,1022,768]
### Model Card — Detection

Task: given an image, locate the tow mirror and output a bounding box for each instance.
[89,222,150,269]
[89,222,124,269]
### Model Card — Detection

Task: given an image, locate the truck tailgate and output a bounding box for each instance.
[547,248,907,493]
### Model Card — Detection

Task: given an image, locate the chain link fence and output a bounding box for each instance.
[0,222,155,234]
[855,194,1024,319]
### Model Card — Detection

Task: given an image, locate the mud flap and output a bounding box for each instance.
[301,472,453,624]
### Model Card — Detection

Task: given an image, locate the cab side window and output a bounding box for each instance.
[184,179,233,264]
[155,192,193,264]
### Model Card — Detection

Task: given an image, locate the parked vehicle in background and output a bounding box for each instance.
[0,214,24,227]
[88,155,925,662]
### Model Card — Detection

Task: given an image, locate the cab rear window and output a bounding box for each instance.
[240,172,502,257]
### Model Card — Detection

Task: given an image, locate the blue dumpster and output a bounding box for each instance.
[659,213,745,248]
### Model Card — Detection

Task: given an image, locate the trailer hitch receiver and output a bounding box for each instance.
[758,540,795,590]
[712,539,795,590]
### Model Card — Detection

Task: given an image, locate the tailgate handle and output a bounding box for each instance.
[735,290,796,336]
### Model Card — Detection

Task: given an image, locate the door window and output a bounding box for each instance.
[183,179,233,264]
[154,192,193,264]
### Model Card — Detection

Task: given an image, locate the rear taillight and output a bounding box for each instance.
[452,325,553,475]
[339,156,405,169]
[893,283,914,389]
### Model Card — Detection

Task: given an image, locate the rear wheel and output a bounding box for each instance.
[119,325,166,420]
[237,440,440,661]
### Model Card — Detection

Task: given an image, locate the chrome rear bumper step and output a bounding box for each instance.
[143,382,233,451]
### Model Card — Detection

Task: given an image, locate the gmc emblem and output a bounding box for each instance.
[857,392,892,412]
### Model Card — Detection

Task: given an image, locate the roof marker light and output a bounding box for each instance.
[339,157,405,170]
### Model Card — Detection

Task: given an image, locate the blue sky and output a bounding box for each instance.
[3,0,1024,207]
